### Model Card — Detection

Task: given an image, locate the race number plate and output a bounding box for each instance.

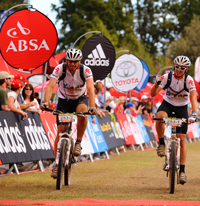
[165,118,183,127]
[58,113,77,123]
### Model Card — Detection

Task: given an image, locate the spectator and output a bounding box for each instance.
[137,95,150,116]
[92,81,109,123]
[22,83,41,113]
[34,92,41,105]
[14,74,36,110]
[131,97,144,116]
[0,71,14,111]
[114,100,125,114]
[105,82,125,113]
[7,79,27,119]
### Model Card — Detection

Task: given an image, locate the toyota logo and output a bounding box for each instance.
[116,61,136,77]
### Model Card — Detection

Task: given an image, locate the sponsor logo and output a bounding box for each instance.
[84,44,109,67]
[116,61,136,77]
[6,21,50,52]
[99,122,112,132]
[0,118,51,154]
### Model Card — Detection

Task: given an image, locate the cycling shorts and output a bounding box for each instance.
[157,100,188,134]
[56,95,88,125]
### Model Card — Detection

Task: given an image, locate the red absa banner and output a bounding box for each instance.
[0,9,57,71]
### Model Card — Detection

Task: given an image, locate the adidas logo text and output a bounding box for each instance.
[84,43,110,67]
[84,58,109,66]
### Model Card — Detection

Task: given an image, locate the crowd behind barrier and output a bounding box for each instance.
[0,110,200,174]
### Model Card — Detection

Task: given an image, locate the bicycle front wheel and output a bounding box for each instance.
[64,138,74,186]
[56,139,68,190]
[169,141,176,194]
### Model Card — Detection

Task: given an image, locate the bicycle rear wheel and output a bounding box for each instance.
[64,138,74,185]
[56,139,68,190]
[169,141,176,194]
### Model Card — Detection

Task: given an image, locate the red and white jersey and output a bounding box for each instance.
[51,63,93,100]
[160,72,196,106]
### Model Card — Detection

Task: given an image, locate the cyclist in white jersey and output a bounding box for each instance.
[150,55,197,185]
[43,48,97,178]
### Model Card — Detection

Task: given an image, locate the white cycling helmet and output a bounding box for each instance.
[65,48,83,61]
[173,55,191,67]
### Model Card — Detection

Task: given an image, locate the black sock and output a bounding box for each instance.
[159,138,165,145]
[76,139,81,144]
[180,165,185,174]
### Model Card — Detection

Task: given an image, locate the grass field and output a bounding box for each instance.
[0,141,200,202]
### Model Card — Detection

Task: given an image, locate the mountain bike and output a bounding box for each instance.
[153,117,187,194]
[44,107,91,190]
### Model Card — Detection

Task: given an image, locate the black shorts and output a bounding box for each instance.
[56,95,88,125]
[157,100,188,134]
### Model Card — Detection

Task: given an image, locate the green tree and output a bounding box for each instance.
[0,0,29,9]
[166,15,200,77]
[51,0,136,52]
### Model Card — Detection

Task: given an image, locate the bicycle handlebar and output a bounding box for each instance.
[43,107,93,116]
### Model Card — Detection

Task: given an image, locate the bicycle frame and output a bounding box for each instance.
[154,117,187,193]
[165,127,180,173]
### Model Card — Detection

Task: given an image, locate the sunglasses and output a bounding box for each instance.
[25,88,32,91]
[175,65,186,71]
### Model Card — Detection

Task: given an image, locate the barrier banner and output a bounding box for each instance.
[111,113,126,146]
[40,113,57,151]
[147,116,159,142]
[187,123,199,139]
[86,116,108,153]
[126,115,144,144]
[115,113,136,145]
[141,115,156,141]
[135,115,150,143]
[0,111,54,164]
[97,114,118,149]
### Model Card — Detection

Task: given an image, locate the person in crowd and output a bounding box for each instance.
[91,81,109,123]
[137,95,150,116]
[0,71,14,111]
[34,92,41,105]
[22,83,41,113]
[105,82,126,113]
[41,48,96,178]
[150,55,197,184]
[7,79,27,119]
[114,100,125,114]
[14,74,37,110]
[146,101,153,116]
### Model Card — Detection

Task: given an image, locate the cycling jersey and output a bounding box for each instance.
[159,71,196,106]
[51,63,93,100]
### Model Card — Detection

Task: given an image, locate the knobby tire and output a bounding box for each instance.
[169,141,176,194]
[64,138,74,185]
[56,139,68,190]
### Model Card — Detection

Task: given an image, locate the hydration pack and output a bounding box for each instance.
[163,70,189,97]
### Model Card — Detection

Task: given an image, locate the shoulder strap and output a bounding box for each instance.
[184,73,189,92]
[58,63,67,81]
[79,63,85,82]
[58,63,85,82]
[163,70,172,90]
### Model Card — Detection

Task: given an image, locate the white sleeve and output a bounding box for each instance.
[50,64,64,80]
[109,100,116,109]
[159,73,169,89]
[83,65,93,80]
[186,75,196,92]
